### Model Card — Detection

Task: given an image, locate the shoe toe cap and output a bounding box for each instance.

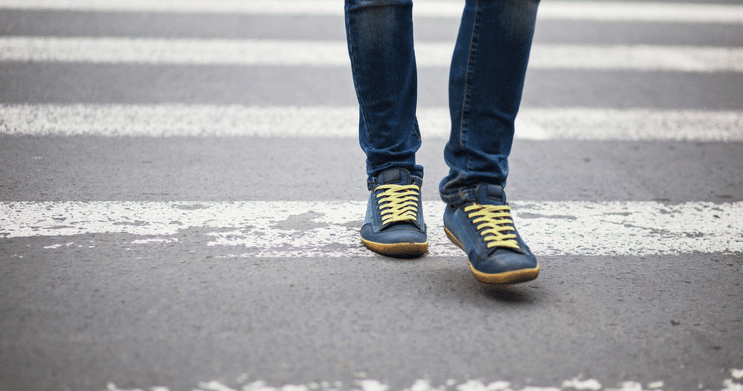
[361,224,427,245]
[472,249,538,275]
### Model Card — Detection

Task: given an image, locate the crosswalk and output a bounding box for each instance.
[1,0,741,254]
[1,0,742,390]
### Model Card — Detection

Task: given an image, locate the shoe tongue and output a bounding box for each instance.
[378,168,411,185]
[475,184,506,205]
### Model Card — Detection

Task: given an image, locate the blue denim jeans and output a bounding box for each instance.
[345,0,539,204]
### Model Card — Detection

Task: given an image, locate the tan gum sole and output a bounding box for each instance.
[444,227,539,286]
[361,238,428,258]
[469,263,540,286]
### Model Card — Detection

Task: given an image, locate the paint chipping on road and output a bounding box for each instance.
[2,201,742,256]
[0,201,743,257]
[562,378,602,390]
[722,379,743,391]
[102,378,743,391]
[2,37,742,72]
[2,104,740,141]
[130,238,179,245]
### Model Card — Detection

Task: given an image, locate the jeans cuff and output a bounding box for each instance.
[367,174,423,190]
[439,186,478,206]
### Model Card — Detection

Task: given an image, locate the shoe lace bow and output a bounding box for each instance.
[464,204,520,250]
[375,184,421,226]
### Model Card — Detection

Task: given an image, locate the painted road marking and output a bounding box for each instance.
[2,0,743,24]
[2,104,741,141]
[102,372,743,391]
[2,37,741,72]
[2,201,741,257]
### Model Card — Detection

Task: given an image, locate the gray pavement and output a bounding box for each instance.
[2,64,742,109]
[1,137,742,203]
[1,2,742,391]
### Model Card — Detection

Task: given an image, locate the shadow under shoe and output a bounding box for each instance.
[361,168,428,258]
[443,184,539,285]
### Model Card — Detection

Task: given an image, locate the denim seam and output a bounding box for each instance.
[444,0,481,204]
[345,3,374,155]
[461,0,481,190]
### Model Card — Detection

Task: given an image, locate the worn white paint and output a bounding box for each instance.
[199,380,243,391]
[561,378,602,391]
[1,0,743,24]
[723,379,743,391]
[528,45,743,72]
[537,2,743,24]
[607,383,643,391]
[2,104,741,141]
[103,377,743,391]
[2,37,741,72]
[456,380,513,391]
[2,201,742,257]
[0,37,354,66]
[722,379,743,391]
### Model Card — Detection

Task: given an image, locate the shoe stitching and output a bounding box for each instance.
[375,184,420,227]
[464,204,520,250]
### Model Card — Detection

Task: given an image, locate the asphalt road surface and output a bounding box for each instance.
[1,1,742,391]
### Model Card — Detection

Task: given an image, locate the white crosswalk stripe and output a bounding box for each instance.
[3,201,742,257]
[2,0,743,23]
[2,37,741,72]
[2,104,741,141]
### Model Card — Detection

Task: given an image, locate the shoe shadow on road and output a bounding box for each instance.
[425,263,541,305]
[479,284,540,305]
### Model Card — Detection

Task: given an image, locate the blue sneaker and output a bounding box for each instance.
[443,184,539,285]
[361,168,428,257]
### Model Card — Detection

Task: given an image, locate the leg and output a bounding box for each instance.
[441,0,541,284]
[345,0,423,181]
[345,0,427,257]
[440,0,539,203]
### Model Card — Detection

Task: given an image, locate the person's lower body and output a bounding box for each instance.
[345,0,540,284]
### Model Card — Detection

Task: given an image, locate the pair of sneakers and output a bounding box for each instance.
[361,167,539,286]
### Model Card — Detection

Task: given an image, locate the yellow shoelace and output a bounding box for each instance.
[464,204,520,250]
[375,184,421,226]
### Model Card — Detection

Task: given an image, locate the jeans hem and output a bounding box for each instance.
[439,186,478,206]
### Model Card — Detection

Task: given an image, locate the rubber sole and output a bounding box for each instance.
[361,237,428,258]
[444,227,539,286]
